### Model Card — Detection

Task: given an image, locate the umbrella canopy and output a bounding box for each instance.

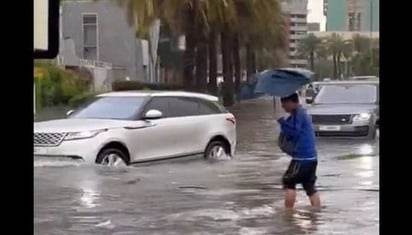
[254,68,313,97]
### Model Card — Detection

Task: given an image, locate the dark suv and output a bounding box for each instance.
[307,81,379,139]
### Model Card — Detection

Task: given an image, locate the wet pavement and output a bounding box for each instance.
[34,98,379,235]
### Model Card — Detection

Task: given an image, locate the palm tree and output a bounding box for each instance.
[222,0,286,102]
[113,0,199,89]
[202,0,238,106]
[233,33,241,97]
[207,27,218,95]
[326,33,352,79]
[297,34,322,71]
[237,0,286,77]
[112,0,286,106]
[352,34,371,54]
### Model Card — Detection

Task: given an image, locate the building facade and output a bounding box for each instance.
[326,0,379,32]
[307,22,321,31]
[282,0,309,68]
[58,0,148,90]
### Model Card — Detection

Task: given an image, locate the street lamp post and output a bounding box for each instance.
[369,0,374,67]
[370,0,373,38]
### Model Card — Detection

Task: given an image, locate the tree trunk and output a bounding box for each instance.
[337,52,342,80]
[251,50,257,75]
[310,51,315,71]
[233,34,241,99]
[246,43,253,81]
[195,42,208,91]
[183,1,197,90]
[208,29,218,95]
[221,31,235,107]
[332,53,338,79]
[195,20,207,92]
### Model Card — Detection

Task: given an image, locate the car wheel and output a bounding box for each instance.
[96,148,128,166]
[204,141,230,160]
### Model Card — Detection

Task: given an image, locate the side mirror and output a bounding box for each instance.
[66,110,75,117]
[143,109,163,120]
[306,98,313,104]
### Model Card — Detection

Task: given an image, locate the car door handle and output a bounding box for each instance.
[124,122,157,130]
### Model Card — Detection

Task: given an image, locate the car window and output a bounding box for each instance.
[198,99,223,115]
[144,97,171,118]
[70,96,146,120]
[314,84,377,104]
[144,97,227,118]
[169,97,199,117]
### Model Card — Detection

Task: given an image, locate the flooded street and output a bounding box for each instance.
[34,98,379,235]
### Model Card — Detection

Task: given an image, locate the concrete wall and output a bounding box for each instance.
[61,0,146,81]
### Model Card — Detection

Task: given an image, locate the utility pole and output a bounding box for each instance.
[369,0,374,67]
[370,0,373,38]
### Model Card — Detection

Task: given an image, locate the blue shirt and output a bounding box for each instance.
[277,106,317,161]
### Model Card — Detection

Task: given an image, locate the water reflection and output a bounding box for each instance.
[359,155,375,170]
[359,144,374,155]
[80,187,100,209]
[34,98,379,234]
[288,208,320,234]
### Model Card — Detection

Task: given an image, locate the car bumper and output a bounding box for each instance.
[33,138,102,163]
[313,123,373,137]
[230,139,236,156]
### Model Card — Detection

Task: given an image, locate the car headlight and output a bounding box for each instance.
[64,129,107,141]
[353,113,371,122]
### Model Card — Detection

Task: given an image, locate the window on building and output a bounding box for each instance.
[82,14,98,60]
[356,12,362,31]
[348,13,355,31]
[295,31,306,35]
[348,12,361,31]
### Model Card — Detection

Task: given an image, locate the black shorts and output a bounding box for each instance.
[282,160,318,196]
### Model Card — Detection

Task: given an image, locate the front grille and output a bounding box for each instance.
[311,115,352,125]
[34,132,66,146]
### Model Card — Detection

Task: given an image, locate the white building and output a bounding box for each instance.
[282,0,308,68]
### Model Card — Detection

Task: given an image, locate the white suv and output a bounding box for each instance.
[34,91,237,166]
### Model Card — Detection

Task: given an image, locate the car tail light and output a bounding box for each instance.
[226,115,236,125]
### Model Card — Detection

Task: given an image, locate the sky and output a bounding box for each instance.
[307,0,326,31]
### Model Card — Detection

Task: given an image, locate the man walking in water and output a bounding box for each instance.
[276,93,321,208]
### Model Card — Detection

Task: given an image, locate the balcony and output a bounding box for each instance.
[79,59,112,69]
[290,25,308,31]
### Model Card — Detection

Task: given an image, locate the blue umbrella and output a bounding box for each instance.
[254,68,313,97]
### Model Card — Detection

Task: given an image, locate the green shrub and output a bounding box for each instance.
[112,80,184,91]
[68,92,99,108]
[35,64,90,108]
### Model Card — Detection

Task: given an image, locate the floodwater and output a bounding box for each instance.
[34,98,379,235]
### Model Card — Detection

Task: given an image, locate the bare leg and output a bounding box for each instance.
[309,192,321,208]
[285,189,297,208]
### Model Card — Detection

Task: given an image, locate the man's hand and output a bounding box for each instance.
[275,112,284,122]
